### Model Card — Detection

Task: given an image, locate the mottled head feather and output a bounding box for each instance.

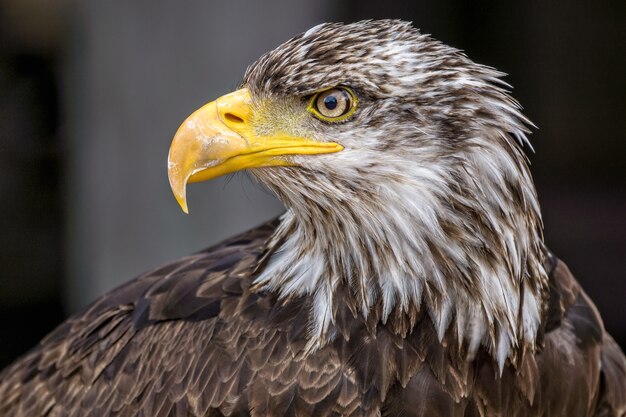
[244,20,548,369]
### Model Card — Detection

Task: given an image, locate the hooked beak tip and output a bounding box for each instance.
[178,197,190,214]
[168,158,191,214]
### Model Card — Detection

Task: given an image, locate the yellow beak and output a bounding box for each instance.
[167,88,343,213]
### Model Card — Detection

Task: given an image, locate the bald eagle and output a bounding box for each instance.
[1,20,624,417]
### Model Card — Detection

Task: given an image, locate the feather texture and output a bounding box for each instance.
[0,221,624,416]
[1,20,625,417]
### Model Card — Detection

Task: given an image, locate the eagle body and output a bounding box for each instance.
[1,20,625,417]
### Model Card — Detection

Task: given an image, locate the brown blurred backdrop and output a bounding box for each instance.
[0,0,624,367]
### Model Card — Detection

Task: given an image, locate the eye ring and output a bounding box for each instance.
[308,87,357,122]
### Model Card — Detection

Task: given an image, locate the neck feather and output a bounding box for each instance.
[253,136,548,369]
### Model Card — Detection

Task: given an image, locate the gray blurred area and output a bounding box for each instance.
[64,0,333,311]
[0,0,624,367]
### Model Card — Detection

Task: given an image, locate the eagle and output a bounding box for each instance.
[1,19,624,417]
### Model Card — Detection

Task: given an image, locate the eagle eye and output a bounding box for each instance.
[308,87,357,122]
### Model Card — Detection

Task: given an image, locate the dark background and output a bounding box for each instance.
[0,0,624,368]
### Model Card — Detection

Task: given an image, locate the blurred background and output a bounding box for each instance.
[0,0,624,367]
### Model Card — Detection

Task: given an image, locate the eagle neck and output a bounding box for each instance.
[253,142,549,368]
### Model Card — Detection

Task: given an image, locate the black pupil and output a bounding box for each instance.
[324,95,338,110]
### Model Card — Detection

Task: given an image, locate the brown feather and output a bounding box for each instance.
[2,20,625,417]
[1,219,623,416]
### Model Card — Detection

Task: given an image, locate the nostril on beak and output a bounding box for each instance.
[224,113,244,124]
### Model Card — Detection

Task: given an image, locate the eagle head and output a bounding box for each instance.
[168,20,548,367]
